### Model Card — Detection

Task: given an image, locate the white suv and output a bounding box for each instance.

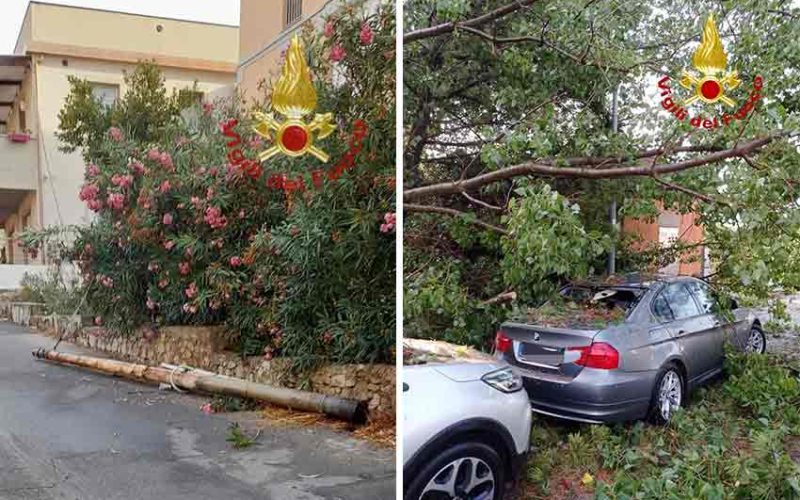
[403,362,532,500]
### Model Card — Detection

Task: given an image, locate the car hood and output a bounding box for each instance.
[432,362,507,382]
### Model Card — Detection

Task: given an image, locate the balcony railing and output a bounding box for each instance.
[0,134,37,190]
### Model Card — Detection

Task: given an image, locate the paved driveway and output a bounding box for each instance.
[0,322,394,499]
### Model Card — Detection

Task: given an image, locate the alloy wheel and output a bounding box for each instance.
[745,328,765,353]
[658,370,682,422]
[420,456,495,500]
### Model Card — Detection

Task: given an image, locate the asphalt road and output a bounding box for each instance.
[0,322,395,499]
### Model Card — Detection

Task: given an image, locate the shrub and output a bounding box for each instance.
[524,354,800,499]
[26,0,395,367]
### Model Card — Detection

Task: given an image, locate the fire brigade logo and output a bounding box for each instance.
[656,13,763,130]
[252,35,336,162]
[678,14,740,107]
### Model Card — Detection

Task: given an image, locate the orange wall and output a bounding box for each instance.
[622,210,704,276]
[238,0,334,100]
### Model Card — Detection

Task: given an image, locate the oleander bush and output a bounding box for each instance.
[21,0,395,367]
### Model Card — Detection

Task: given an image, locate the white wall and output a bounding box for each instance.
[33,54,235,228]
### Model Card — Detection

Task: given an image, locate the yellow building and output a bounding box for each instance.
[0,2,238,278]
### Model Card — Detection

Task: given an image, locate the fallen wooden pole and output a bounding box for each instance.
[32,348,367,424]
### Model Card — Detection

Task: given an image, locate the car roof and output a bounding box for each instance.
[569,273,706,290]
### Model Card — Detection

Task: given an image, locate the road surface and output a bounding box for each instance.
[0,322,395,499]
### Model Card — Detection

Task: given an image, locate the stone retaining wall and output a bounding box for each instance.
[32,319,395,420]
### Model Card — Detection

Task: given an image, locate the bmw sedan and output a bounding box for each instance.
[495,275,765,424]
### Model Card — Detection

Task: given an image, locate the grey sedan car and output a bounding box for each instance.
[496,276,765,424]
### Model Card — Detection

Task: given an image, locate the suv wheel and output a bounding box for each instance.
[405,442,504,500]
[648,363,684,425]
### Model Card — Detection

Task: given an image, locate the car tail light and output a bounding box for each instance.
[495,331,512,353]
[568,342,619,369]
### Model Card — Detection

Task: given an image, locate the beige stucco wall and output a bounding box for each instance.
[32,54,236,229]
[22,2,238,72]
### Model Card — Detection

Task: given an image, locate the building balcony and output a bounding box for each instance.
[0,134,37,191]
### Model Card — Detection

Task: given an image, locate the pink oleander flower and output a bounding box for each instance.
[159,152,173,170]
[108,127,123,142]
[86,164,100,177]
[87,199,103,212]
[162,213,174,226]
[185,282,198,299]
[111,174,133,189]
[204,206,228,230]
[380,211,396,233]
[324,20,335,38]
[248,136,263,149]
[182,303,198,314]
[159,180,171,193]
[129,160,145,175]
[97,274,114,288]
[202,102,215,116]
[359,23,374,45]
[158,278,169,289]
[147,261,159,272]
[330,44,346,62]
[94,316,103,326]
[107,193,125,210]
[263,347,274,361]
[146,297,157,310]
[178,261,191,275]
[147,148,161,161]
[229,256,242,267]
[164,240,175,251]
[79,183,100,201]
[200,403,213,415]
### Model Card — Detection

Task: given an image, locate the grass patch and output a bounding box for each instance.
[522,352,800,499]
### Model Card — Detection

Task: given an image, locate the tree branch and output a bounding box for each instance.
[404,0,540,43]
[405,203,509,235]
[462,192,505,211]
[404,134,788,201]
[651,175,728,206]
[481,290,517,306]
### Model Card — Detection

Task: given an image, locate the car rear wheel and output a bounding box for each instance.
[405,442,504,500]
[745,325,766,354]
[648,364,684,425]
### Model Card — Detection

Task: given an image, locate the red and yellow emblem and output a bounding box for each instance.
[253,35,335,162]
[679,14,740,107]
